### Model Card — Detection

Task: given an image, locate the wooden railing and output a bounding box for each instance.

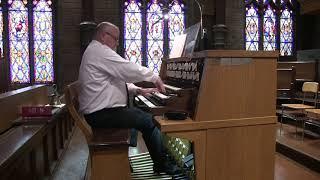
[0,85,75,180]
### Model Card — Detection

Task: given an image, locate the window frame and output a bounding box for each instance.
[120,0,186,72]
[244,0,298,61]
[0,0,56,92]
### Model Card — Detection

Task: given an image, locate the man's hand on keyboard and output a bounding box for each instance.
[137,88,159,97]
[154,77,166,93]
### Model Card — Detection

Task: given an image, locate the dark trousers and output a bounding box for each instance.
[84,107,166,167]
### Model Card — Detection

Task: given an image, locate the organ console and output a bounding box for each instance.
[135,50,279,180]
[134,57,203,116]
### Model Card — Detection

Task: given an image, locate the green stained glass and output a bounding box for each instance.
[147,0,163,74]
[168,0,185,52]
[33,0,54,83]
[9,0,29,83]
[124,0,142,65]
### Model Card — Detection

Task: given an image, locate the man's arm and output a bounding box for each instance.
[99,47,165,92]
[127,82,164,96]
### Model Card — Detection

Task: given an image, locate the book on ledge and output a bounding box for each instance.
[21,105,53,118]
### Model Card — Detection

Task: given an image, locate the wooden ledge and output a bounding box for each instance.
[0,125,45,172]
[154,116,277,133]
[12,106,66,126]
[89,128,130,150]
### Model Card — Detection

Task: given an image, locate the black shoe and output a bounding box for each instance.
[153,161,182,175]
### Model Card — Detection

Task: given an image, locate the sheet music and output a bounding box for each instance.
[183,22,201,58]
[169,34,187,59]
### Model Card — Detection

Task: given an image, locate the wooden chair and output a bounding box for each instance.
[280,82,319,136]
[303,108,320,140]
[64,82,131,180]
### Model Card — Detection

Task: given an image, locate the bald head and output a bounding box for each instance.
[94,22,120,50]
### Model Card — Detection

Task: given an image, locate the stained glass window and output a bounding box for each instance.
[34,0,54,83]
[264,0,276,3]
[263,5,276,51]
[147,0,163,74]
[168,0,185,52]
[123,0,185,74]
[245,4,259,51]
[280,8,293,56]
[9,0,29,83]
[245,0,296,57]
[124,0,142,65]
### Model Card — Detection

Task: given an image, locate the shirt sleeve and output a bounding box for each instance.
[126,83,141,95]
[97,46,159,83]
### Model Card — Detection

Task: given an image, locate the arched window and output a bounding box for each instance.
[0,0,54,85]
[263,0,276,51]
[280,0,294,56]
[147,0,164,73]
[245,1,259,51]
[9,0,30,83]
[245,0,296,57]
[123,0,185,74]
[124,0,142,65]
[33,0,54,83]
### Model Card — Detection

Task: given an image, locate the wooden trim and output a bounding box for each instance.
[167,130,206,180]
[0,85,48,133]
[194,50,279,58]
[154,116,277,132]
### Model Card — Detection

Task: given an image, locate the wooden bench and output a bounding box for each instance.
[0,85,74,179]
[277,61,317,82]
[277,67,296,105]
[277,61,318,93]
[64,82,131,180]
[0,125,46,179]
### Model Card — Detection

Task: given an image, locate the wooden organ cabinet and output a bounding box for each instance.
[135,50,278,180]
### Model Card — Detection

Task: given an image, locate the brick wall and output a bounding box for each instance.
[94,0,121,26]
[56,0,124,90]
[56,0,82,90]
[225,0,245,50]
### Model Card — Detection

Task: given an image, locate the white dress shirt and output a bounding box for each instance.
[78,40,158,114]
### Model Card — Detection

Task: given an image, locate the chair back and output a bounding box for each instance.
[302,82,319,93]
[65,81,93,142]
[302,82,319,107]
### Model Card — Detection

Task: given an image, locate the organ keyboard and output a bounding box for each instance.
[134,57,203,116]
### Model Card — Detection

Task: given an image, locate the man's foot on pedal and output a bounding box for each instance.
[153,161,182,175]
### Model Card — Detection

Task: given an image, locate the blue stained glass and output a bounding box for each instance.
[245,5,259,51]
[9,0,29,83]
[264,0,276,4]
[124,0,142,65]
[263,5,276,51]
[168,0,185,52]
[34,0,54,83]
[280,8,293,56]
[147,0,163,74]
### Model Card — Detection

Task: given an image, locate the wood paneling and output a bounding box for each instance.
[299,0,320,14]
[0,85,49,133]
[91,148,130,180]
[277,61,317,81]
[195,52,277,121]
[206,124,276,180]
[154,50,278,180]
